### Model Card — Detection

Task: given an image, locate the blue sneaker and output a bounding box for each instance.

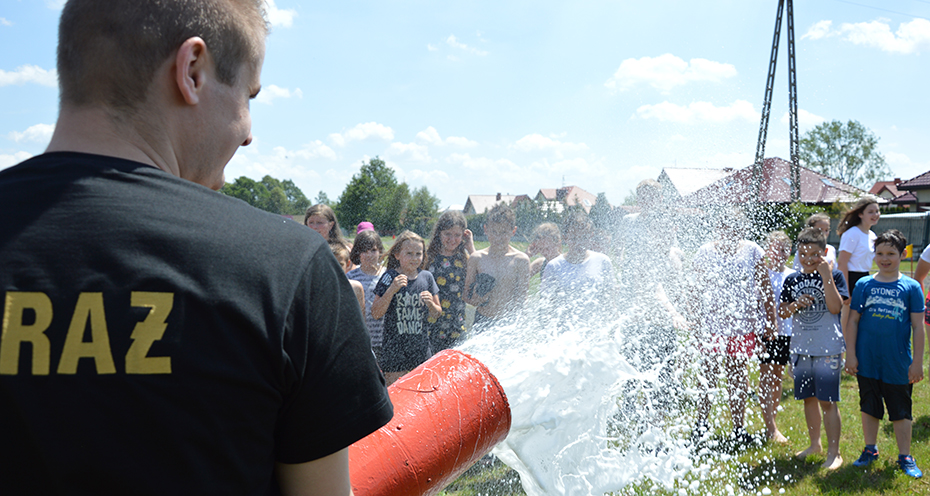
[853,446,879,467]
[898,455,923,478]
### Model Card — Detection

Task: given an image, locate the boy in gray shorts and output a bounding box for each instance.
[779,228,849,470]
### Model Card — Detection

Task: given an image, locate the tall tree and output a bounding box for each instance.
[406,186,441,236]
[371,182,410,235]
[334,157,400,229]
[589,192,613,230]
[799,120,891,190]
[220,175,310,215]
[314,191,332,206]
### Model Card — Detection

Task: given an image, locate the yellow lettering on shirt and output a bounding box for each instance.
[57,293,116,374]
[125,292,173,374]
[1,292,53,375]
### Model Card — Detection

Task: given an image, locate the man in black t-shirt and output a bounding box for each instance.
[0,1,392,495]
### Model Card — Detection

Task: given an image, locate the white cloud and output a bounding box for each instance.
[531,157,609,176]
[886,151,930,181]
[415,126,443,145]
[255,84,303,105]
[511,134,589,158]
[415,126,478,148]
[287,141,337,161]
[0,151,33,171]
[780,109,826,130]
[673,151,754,171]
[406,168,452,184]
[328,122,394,147]
[427,43,438,52]
[0,65,58,87]
[0,18,12,26]
[46,1,66,10]
[445,136,478,148]
[604,54,737,93]
[264,0,297,28]
[385,142,432,163]
[802,18,930,54]
[842,18,930,54]
[801,20,834,40]
[8,123,55,144]
[635,100,758,124]
[447,153,519,173]
[446,35,488,56]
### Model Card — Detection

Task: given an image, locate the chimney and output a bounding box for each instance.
[496,192,501,201]
[894,178,901,185]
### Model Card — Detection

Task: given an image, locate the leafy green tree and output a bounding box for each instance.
[589,192,613,230]
[799,120,891,191]
[371,182,410,235]
[222,176,269,207]
[334,157,401,229]
[406,186,441,236]
[314,191,332,206]
[220,175,310,215]
[514,199,545,239]
[621,189,636,206]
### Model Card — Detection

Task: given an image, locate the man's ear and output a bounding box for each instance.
[175,37,209,105]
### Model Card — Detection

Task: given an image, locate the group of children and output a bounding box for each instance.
[304,191,927,479]
[759,198,925,477]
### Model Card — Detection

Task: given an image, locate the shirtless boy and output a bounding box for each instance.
[464,203,530,329]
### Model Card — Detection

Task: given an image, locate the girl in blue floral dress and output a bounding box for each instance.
[425,211,475,351]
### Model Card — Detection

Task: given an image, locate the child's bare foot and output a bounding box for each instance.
[795,445,822,460]
[823,454,843,470]
[768,430,789,444]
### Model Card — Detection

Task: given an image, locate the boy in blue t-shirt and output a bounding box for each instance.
[846,229,925,478]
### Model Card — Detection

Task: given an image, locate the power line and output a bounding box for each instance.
[831,0,930,21]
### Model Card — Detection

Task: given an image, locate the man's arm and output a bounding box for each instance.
[276,449,353,496]
[821,267,844,315]
[462,252,484,306]
[754,259,778,339]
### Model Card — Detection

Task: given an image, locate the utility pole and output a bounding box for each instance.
[752,0,800,204]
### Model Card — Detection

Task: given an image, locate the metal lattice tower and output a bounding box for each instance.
[752,0,800,203]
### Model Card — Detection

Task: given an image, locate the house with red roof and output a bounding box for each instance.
[463,193,531,216]
[680,157,870,206]
[534,186,599,213]
[892,172,930,212]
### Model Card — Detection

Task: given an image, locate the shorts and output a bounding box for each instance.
[848,271,870,292]
[698,333,757,357]
[759,335,790,365]
[792,354,842,402]
[858,375,913,421]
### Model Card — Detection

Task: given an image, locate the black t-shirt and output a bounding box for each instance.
[374,269,439,371]
[0,153,393,495]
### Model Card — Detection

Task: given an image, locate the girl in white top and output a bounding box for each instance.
[837,196,880,334]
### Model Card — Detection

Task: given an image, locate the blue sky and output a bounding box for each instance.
[2,0,929,209]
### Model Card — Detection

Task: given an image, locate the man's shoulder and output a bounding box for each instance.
[508,248,530,262]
